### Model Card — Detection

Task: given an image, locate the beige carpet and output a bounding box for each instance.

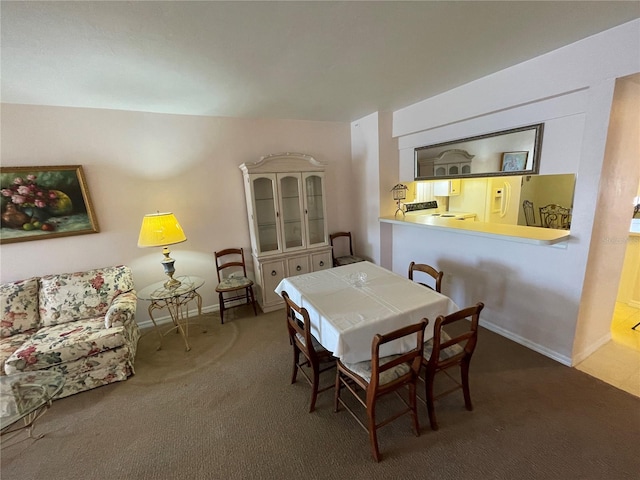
[1,306,639,479]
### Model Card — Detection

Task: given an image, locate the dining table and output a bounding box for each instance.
[274,261,459,364]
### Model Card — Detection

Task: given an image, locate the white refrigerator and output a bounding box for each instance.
[484,176,522,225]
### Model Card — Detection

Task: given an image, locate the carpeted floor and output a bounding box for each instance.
[1,307,639,479]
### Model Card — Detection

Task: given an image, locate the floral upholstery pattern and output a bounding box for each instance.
[341,354,410,385]
[335,255,365,266]
[5,318,130,374]
[0,265,139,398]
[43,347,135,398]
[423,330,464,361]
[39,266,135,327]
[0,332,36,375]
[105,291,137,328]
[216,275,253,292]
[0,277,40,338]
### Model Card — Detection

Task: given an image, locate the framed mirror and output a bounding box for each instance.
[414,123,544,180]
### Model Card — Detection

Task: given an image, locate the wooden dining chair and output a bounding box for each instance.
[214,247,258,324]
[334,319,428,462]
[329,231,365,267]
[420,302,484,431]
[539,204,571,229]
[282,291,336,413]
[408,261,443,293]
[522,200,536,226]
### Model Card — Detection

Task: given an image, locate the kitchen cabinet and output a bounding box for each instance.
[240,153,332,312]
[433,179,461,196]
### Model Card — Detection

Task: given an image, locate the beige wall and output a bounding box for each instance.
[381,21,639,365]
[573,75,640,357]
[0,104,352,322]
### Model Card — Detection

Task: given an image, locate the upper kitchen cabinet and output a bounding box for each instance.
[240,153,331,312]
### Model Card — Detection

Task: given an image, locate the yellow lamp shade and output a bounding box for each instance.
[137,212,187,248]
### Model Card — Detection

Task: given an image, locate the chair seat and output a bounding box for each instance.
[423,331,464,361]
[295,332,328,353]
[341,354,410,385]
[215,276,253,292]
[335,255,365,266]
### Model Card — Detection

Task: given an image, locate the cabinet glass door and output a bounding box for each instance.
[251,175,281,254]
[277,173,305,251]
[303,173,327,246]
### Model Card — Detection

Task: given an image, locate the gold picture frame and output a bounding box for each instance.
[0,165,99,244]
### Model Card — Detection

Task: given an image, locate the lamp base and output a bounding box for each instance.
[161,247,181,289]
[164,276,182,289]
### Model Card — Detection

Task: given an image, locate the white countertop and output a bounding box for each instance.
[379,215,570,246]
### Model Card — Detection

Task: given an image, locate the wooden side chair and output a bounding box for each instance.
[539,204,571,229]
[408,261,443,293]
[329,231,365,267]
[420,302,484,431]
[214,247,258,324]
[334,319,428,462]
[522,200,536,226]
[282,291,335,412]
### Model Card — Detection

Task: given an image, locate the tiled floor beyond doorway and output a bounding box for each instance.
[576,302,640,397]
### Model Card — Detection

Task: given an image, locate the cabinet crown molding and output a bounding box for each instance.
[239,152,326,174]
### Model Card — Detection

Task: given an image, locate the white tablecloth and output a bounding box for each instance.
[274,261,459,363]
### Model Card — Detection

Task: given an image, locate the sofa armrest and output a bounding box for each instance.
[105,291,137,328]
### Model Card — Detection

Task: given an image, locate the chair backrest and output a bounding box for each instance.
[214,248,248,282]
[539,204,571,229]
[330,231,354,258]
[522,200,536,226]
[281,291,319,362]
[427,302,484,371]
[369,319,428,391]
[408,261,443,293]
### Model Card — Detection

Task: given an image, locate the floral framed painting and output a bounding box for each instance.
[501,151,529,172]
[0,165,99,244]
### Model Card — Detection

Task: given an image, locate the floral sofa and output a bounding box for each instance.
[0,265,140,398]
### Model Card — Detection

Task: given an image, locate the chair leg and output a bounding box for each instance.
[249,287,257,316]
[334,370,342,412]
[367,400,381,462]
[425,370,439,431]
[218,292,225,324]
[291,346,300,384]
[409,383,420,436]
[461,361,473,411]
[309,360,320,413]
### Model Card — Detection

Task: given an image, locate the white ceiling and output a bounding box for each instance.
[1,1,639,122]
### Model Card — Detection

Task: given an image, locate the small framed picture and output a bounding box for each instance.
[1,165,99,244]
[501,151,529,172]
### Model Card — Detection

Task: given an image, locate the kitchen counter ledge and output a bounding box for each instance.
[379,215,570,246]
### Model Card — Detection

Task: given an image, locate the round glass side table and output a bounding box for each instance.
[138,275,205,352]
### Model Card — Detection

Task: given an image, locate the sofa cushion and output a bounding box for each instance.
[0,277,40,338]
[4,318,129,374]
[39,266,134,327]
[0,332,36,375]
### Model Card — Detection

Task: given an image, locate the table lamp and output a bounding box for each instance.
[137,212,187,288]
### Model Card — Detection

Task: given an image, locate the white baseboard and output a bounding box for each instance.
[479,319,573,367]
[571,332,612,365]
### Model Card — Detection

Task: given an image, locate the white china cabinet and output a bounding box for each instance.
[239,153,331,312]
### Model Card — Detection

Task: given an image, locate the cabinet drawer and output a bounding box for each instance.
[311,251,332,271]
[261,259,286,307]
[287,255,310,277]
